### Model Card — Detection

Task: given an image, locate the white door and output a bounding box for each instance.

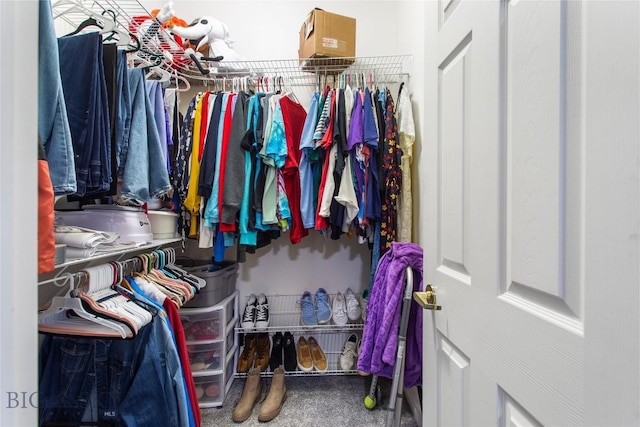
[421,0,639,426]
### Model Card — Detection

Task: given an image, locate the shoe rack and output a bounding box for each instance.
[180,290,240,407]
[235,294,364,377]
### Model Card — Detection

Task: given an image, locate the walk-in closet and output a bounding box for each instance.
[4,0,639,426]
[31,0,423,426]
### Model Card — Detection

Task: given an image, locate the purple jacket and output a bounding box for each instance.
[357,242,423,388]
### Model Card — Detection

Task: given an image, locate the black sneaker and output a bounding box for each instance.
[255,293,270,330]
[283,331,297,371]
[269,332,284,371]
[241,294,257,330]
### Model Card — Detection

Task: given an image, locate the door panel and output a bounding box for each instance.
[422,0,601,425]
[505,0,568,301]
[437,336,470,426]
[439,34,471,279]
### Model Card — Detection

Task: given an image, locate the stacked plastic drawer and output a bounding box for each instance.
[180,290,239,408]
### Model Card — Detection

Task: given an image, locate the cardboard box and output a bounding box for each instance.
[299,8,356,67]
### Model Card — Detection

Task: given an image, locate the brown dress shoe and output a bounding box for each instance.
[237,334,257,373]
[258,366,287,422]
[254,333,271,371]
[232,366,262,422]
[307,336,328,372]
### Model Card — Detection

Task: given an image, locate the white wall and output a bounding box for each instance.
[1,2,38,425]
[144,0,425,304]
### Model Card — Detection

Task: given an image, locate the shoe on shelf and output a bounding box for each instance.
[300,291,317,327]
[269,332,284,372]
[332,292,348,326]
[255,293,270,330]
[232,366,262,423]
[315,288,332,324]
[254,333,271,371]
[296,336,314,372]
[258,366,287,422]
[307,336,328,372]
[241,294,257,330]
[282,331,297,372]
[360,288,369,322]
[339,333,359,371]
[237,333,257,373]
[345,288,362,321]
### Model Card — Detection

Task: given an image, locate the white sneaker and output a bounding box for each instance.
[254,293,270,330]
[332,292,348,326]
[345,288,362,321]
[339,333,359,371]
[241,294,257,329]
[360,295,368,322]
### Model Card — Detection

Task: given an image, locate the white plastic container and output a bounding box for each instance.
[55,206,153,243]
[147,210,178,239]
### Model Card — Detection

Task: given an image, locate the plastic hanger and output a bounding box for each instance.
[173,70,191,92]
[38,272,132,338]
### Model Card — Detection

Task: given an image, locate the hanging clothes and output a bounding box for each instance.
[379,89,402,254]
[396,83,415,243]
[279,95,308,244]
[221,91,250,231]
[58,31,112,196]
[119,68,171,204]
[299,92,319,230]
[38,0,76,195]
[38,141,56,274]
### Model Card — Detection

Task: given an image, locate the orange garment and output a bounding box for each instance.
[38,142,55,274]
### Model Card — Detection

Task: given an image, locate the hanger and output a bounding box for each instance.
[172,70,191,92]
[53,0,116,37]
[38,272,133,338]
[80,264,152,334]
[145,66,172,85]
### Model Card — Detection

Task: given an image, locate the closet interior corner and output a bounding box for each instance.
[38,0,418,425]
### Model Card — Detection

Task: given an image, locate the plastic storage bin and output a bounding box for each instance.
[183,262,238,308]
[193,373,224,407]
[181,309,223,342]
[55,206,153,243]
[146,210,178,239]
[187,341,224,372]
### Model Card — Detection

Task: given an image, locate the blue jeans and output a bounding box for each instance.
[38,0,76,195]
[120,69,171,204]
[115,50,131,179]
[39,320,180,426]
[58,32,111,196]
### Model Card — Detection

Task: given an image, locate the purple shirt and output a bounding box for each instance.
[347,92,364,151]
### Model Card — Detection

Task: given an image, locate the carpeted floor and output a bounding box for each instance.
[201,374,420,427]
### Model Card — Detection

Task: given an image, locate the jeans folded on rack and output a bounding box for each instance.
[119,68,171,204]
[38,0,76,195]
[146,80,170,173]
[58,32,111,196]
[39,319,180,426]
[115,50,132,177]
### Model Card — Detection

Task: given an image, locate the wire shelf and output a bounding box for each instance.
[52,1,412,87]
[235,294,365,334]
[235,369,363,378]
[177,55,413,86]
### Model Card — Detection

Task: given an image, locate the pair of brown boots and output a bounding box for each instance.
[232,366,287,423]
[237,333,270,373]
